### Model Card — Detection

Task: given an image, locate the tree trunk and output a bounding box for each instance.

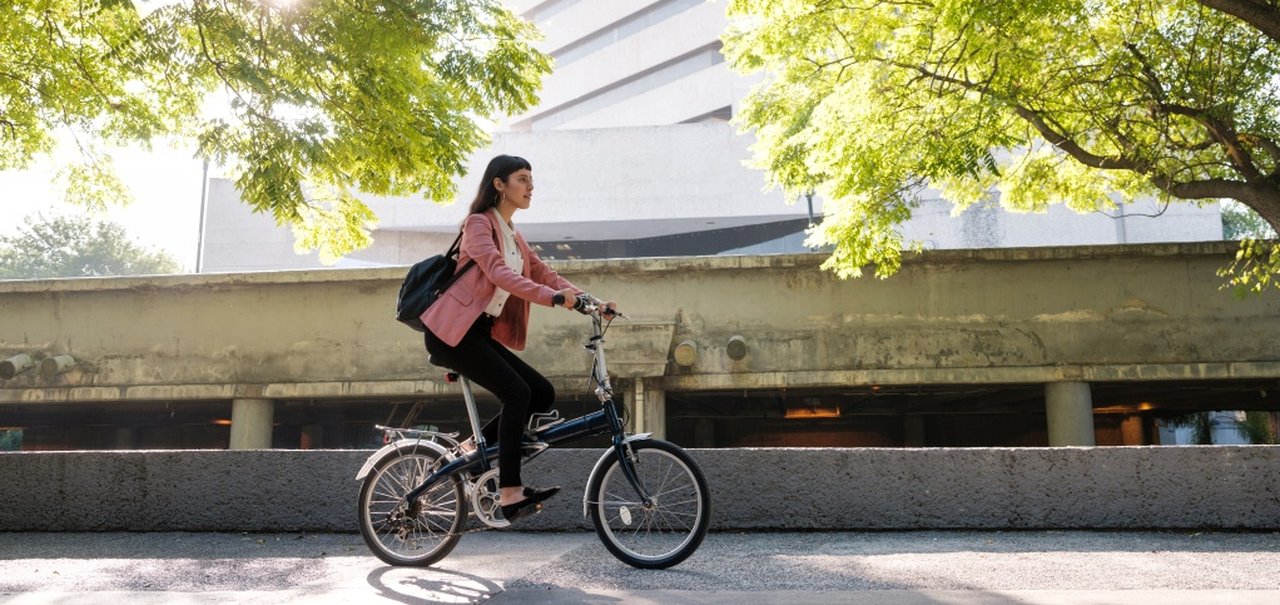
[1197,0,1280,45]
[1169,179,1280,234]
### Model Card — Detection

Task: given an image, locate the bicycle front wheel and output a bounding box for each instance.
[587,439,710,569]
[357,444,466,566]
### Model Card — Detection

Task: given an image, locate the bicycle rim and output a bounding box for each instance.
[589,440,710,568]
[358,449,465,566]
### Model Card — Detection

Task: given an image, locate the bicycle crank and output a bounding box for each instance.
[469,468,511,529]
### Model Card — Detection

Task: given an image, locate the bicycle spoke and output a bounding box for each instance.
[592,442,708,568]
[359,449,465,566]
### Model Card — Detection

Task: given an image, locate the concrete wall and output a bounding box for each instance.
[3,243,1279,405]
[2,447,1276,532]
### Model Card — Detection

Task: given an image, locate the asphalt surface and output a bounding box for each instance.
[2,530,1279,604]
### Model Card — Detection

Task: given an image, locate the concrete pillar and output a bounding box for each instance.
[625,379,667,440]
[1120,415,1145,445]
[229,398,274,449]
[1045,382,1095,446]
[640,379,666,440]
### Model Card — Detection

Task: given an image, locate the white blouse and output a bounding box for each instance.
[484,209,524,317]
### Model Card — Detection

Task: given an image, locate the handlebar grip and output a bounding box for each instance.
[573,293,623,318]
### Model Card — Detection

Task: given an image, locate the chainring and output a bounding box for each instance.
[469,468,511,529]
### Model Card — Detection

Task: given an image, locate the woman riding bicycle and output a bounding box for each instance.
[420,154,617,524]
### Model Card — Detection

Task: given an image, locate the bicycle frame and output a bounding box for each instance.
[400,304,653,510]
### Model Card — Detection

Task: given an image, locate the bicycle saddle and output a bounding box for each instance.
[426,355,460,382]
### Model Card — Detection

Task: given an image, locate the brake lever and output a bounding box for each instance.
[574,293,626,319]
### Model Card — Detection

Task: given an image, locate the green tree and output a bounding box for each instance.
[1222,201,1278,239]
[0,429,20,451]
[1239,410,1278,444]
[0,213,180,278]
[1163,412,1214,445]
[724,0,1280,289]
[1,0,550,262]
[1164,410,1278,444]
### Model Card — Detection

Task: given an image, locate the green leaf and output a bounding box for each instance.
[1,0,551,262]
[725,0,1280,285]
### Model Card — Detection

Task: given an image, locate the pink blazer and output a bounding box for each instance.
[421,211,579,351]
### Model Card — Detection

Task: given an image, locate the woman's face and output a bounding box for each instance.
[496,169,533,211]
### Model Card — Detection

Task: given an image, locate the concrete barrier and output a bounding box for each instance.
[1,447,1277,532]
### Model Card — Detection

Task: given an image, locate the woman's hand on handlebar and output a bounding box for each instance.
[569,293,622,318]
[556,288,577,309]
[600,301,620,318]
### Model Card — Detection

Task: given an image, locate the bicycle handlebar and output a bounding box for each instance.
[573,293,625,319]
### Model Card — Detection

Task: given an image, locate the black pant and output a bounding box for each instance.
[424,315,554,488]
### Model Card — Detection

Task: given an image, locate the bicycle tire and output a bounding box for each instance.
[587,439,711,569]
[357,444,466,566]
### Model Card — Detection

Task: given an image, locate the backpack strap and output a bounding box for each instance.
[443,228,475,288]
[445,230,464,258]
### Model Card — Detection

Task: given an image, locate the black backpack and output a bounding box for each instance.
[395,232,476,332]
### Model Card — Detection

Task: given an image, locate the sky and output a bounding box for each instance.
[0,143,208,273]
[0,0,213,272]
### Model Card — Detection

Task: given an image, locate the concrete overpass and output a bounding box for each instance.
[1,242,1278,449]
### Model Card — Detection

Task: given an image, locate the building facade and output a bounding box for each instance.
[197,0,1224,273]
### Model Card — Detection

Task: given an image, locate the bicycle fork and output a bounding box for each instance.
[615,436,656,508]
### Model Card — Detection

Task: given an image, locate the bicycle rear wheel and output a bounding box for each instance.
[587,439,710,569]
[358,444,466,566]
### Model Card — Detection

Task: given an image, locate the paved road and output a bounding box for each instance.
[2,530,1278,604]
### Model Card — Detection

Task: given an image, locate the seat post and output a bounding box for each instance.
[460,377,487,451]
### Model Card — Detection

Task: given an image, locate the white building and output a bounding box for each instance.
[198,0,1223,273]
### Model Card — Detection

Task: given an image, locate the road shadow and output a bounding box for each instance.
[366,565,502,604]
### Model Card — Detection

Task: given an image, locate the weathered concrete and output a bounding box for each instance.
[1045,381,1095,446]
[624,378,667,439]
[2,243,1279,407]
[228,398,273,450]
[1,446,1276,532]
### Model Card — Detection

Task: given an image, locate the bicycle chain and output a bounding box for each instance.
[450,500,558,535]
[435,449,550,536]
[385,440,565,537]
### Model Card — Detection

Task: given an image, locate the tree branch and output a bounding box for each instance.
[1160,102,1265,181]
[1196,0,1280,45]
[1238,133,1280,178]
[887,58,1149,172]
[1163,177,1280,227]
[880,55,1280,232]
[191,0,263,122]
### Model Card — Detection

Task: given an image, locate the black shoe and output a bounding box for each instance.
[500,486,560,524]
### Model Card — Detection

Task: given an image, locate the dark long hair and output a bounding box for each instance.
[467,155,532,215]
